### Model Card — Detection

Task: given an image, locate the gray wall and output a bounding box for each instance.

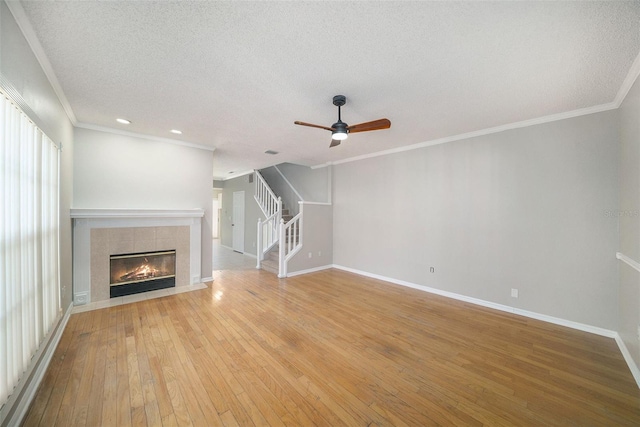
[288,203,333,273]
[1,2,74,308]
[73,127,214,279]
[259,166,301,216]
[276,163,330,203]
[333,110,620,330]
[618,76,640,366]
[220,173,261,256]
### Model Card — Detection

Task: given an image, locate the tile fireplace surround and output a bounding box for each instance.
[71,209,204,305]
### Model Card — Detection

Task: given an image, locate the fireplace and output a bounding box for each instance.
[110,250,176,298]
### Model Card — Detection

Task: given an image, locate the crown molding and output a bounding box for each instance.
[75,122,215,152]
[5,0,78,125]
[614,50,640,107]
[317,101,618,168]
[314,49,640,169]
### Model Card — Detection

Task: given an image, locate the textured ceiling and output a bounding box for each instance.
[14,1,640,179]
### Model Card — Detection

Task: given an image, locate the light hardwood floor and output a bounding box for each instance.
[23,268,640,426]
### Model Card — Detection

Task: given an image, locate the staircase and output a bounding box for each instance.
[259,206,294,274]
[255,170,303,277]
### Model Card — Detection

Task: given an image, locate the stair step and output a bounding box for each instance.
[261,258,278,274]
[267,250,279,261]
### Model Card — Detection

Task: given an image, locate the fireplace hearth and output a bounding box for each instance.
[110,250,176,298]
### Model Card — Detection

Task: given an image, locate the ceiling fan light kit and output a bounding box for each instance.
[295,94,390,148]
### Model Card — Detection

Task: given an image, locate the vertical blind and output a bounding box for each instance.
[0,89,61,407]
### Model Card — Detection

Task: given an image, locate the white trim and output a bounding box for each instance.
[76,123,214,152]
[287,264,333,277]
[219,244,257,260]
[4,0,78,125]
[310,162,330,170]
[4,302,73,427]
[614,333,640,388]
[617,252,640,274]
[220,170,255,181]
[331,264,617,338]
[201,276,213,283]
[614,50,640,107]
[330,264,640,388]
[273,165,304,202]
[70,208,204,219]
[299,201,332,206]
[312,57,640,170]
[314,102,618,169]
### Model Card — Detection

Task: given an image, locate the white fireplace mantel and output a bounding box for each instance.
[71,208,204,219]
[72,208,204,305]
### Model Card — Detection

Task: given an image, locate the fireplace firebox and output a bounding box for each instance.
[110,250,176,298]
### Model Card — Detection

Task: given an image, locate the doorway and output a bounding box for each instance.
[232,191,245,253]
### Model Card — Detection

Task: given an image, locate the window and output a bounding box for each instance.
[0,88,61,408]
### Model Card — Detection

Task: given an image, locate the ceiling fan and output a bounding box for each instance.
[294,95,391,148]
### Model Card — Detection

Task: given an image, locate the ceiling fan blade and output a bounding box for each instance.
[346,118,391,133]
[330,139,341,148]
[294,121,335,132]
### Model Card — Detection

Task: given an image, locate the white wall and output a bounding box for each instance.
[618,75,640,368]
[73,127,214,279]
[333,110,620,330]
[1,2,75,309]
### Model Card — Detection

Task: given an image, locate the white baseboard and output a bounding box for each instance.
[220,244,257,259]
[287,264,333,277]
[4,301,74,426]
[331,264,640,388]
[201,276,213,283]
[614,334,640,388]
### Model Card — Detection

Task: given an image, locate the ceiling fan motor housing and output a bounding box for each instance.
[332,121,348,134]
[332,95,346,107]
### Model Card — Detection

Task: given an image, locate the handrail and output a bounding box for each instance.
[278,208,303,278]
[256,202,281,268]
[617,252,640,274]
[255,168,305,277]
[254,170,279,218]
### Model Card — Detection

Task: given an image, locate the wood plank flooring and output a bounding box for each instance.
[22,269,640,426]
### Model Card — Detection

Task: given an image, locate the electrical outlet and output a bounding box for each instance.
[308,252,312,258]
[318,251,322,257]
[511,288,519,298]
[430,267,435,273]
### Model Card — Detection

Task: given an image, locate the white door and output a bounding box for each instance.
[232,191,245,253]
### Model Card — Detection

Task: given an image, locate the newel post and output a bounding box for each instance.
[256,218,262,269]
[278,218,286,278]
[276,197,282,225]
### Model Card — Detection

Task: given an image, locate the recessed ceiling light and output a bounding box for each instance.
[116,118,131,124]
[170,129,182,135]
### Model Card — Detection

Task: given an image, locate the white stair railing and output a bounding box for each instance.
[256,202,281,268]
[255,171,282,269]
[255,170,280,218]
[278,204,303,278]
